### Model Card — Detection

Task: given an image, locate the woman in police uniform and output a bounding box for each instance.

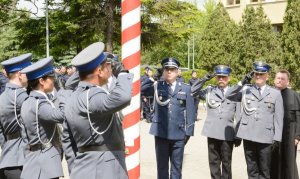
[20,57,65,179]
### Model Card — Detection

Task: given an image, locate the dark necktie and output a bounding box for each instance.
[258,87,262,97]
[221,88,224,97]
[168,83,173,95]
[47,93,54,100]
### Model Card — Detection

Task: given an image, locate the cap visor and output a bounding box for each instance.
[164,65,178,69]
[254,70,268,74]
[215,74,229,77]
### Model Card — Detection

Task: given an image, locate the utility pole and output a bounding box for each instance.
[45,0,49,57]
[192,34,195,69]
[188,39,190,70]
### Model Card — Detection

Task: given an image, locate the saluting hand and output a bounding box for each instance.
[111,61,128,77]
[241,71,254,85]
[204,73,215,81]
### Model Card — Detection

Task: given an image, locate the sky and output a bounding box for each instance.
[17,0,208,18]
[17,0,46,17]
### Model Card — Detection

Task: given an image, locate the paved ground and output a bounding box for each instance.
[60,106,300,178]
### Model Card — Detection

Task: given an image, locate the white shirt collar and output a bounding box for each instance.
[166,80,177,92]
[256,84,266,94]
[222,86,229,94]
[170,81,177,92]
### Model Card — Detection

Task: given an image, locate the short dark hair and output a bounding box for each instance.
[78,68,97,80]
[78,60,107,80]
[277,69,290,80]
[26,75,51,94]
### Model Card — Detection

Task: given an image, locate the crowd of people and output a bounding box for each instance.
[0,43,299,179]
[0,43,129,179]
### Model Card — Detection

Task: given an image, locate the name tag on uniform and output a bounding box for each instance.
[265,96,273,108]
[177,91,186,104]
[177,92,186,99]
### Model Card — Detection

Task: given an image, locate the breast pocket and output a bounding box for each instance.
[244,96,256,107]
[208,95,221,107]
[264,99,275,112]
[177,93,187,106]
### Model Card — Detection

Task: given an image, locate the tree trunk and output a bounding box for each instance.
[105,0,115,52]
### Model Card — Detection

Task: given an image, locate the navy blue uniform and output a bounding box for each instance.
[177,76,184,83]
[189,78,200,120]
[149,80,195,179]
[141,77,154,122]
[0,72,8,95]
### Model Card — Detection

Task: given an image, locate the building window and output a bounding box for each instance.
[227,0,240,5]
[273,24,283,33]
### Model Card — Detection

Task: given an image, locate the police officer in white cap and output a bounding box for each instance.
[20,57,65,179]
[191,65,240,179]
[63,42,133,178]
[0,53,32,179]
[226,61,284,179]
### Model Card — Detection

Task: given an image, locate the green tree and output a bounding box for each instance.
[14,0,121,64]
[236,6,281,78]
[281,0,300,88]
[197,3,239,73]
[141,0,206,68]
[0,0,26,62]
[0,23,24,62]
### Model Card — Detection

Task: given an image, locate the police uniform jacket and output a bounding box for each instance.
[197,85,238,141]
[0,83,28,169]
[20,91,65,179]
[149,81,195,140]
[64,73,133,179]
[226,84,284,144]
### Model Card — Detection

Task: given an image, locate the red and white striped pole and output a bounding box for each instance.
[121,0,141,179]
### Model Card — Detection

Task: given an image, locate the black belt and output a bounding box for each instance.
[29,143,53,152]
[78,144,124,153]
[6,132,21,140]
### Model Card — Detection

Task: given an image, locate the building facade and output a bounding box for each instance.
[222,0,287,32]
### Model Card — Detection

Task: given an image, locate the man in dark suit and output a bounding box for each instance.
[148,57,195,179]
[271,69,300,179]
